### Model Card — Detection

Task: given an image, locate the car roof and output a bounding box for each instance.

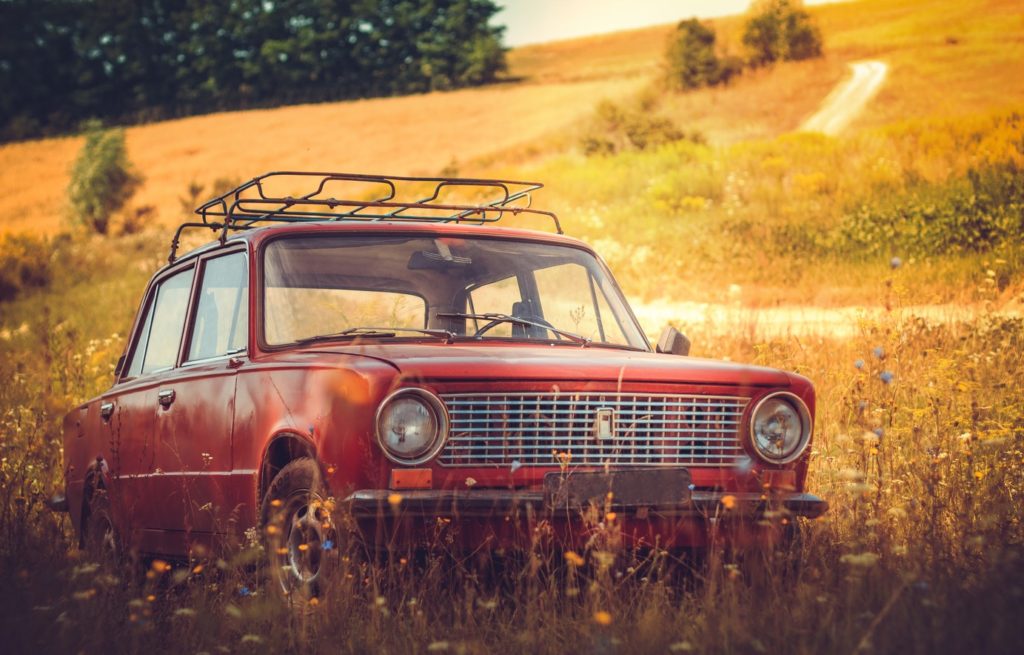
[166,220,597,271]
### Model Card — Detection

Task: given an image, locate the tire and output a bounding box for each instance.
[82,486,120,567]
[260,457,337,604]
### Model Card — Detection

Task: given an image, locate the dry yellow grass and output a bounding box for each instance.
[1,0,1021,235]
[0,78,645,235]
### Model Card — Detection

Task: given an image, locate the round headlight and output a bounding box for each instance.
[749,392,812,464]
[375,389,448,465]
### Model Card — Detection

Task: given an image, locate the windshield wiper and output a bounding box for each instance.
[436,312,591,346]
[294,326,455,345]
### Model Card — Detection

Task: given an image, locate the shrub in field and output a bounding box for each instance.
[665,18,743,91]
[0,234,51,302]
[67,121,142,235]
[581,100,701,156]
[743,0,823,67]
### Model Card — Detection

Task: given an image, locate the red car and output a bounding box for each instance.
[59,172,825,598]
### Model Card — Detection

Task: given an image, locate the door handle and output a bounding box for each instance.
[157,389,176,408]
[100,402,114,421]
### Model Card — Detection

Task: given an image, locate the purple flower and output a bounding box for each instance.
[890,257,902,269]
[323,539,334,551]
[879,371,894,384]
[854,359,865,369]
[872,346,885,359]
[239,586,251,596]
[873,427,884,438]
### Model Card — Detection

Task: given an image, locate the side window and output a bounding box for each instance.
[466,275,522,337]
[533,263,629,345]
[126,266,195,377]
[187,253,248,361]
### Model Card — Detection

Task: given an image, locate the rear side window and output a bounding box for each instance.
[187,253,248,361]
[126,267,195,377]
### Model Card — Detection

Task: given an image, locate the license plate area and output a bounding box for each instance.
[543,468,692,510]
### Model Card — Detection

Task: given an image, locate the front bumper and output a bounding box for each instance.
[342,489,828,520]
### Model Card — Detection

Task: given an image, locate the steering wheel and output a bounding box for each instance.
[473,314,561,339]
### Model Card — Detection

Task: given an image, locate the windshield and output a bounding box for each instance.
[262,235,647,349]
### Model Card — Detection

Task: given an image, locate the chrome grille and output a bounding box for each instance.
[439,393,749,468]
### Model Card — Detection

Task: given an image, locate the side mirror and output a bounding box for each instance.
[656,326,691,356]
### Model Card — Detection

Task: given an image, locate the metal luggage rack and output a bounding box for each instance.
[169,171,561,263]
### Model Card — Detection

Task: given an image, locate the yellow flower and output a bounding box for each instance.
[388,493,403,506]
[593,610,613,626]
[720,495,737,510]
[564,551,585,567]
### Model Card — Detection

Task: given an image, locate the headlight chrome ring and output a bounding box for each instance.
[375,388,449,465]
[747,391,813,465]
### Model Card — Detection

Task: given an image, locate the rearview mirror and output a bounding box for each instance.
[656,326,691,356]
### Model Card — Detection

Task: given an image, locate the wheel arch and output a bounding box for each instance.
[258,432,319,508]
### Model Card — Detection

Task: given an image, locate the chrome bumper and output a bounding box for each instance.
[341,489,828,520]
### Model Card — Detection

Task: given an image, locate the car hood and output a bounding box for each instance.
[298,342,790,386]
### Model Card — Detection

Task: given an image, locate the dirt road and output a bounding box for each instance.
[801,60,888,135]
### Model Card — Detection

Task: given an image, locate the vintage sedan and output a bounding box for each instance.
[60,172,826,598]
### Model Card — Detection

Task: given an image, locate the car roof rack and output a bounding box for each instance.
[169,171,561,263]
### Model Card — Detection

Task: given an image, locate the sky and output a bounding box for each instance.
[496,0,841,47]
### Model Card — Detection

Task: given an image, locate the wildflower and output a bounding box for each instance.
[593,610,613,626]
[720,494,737,510]
[879,371,894,384]
[427,642,450,652]
[270,499,283,508]
[73,589,97,601]
[239,586,251,596]
[872,346,885,359]
[669,642,695,652]
[173,608,196,619]
[308,597,319,607]
[606,511,617,522]
[509,459,522,474]
[890,257,902,269]
[241,634,264,644]
[323,539,334,551]
[192,564,204,574]
[387,493,403,506]
[465,477,477,488]
[266,524,279,535]
[564,551,585,567]
[854,359,864,369]
[150,559,171,573]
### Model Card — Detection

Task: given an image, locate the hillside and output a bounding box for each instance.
[0,0,1022,235]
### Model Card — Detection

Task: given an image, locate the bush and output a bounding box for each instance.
[743,0,823,67]
[0,234,51,302]
[666,19,739,91]
[581,101,696,156]
[67,121,142,235]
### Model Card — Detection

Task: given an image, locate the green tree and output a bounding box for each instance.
[67,122,142,235]
[742,0,822,67]
[665,18,741,91]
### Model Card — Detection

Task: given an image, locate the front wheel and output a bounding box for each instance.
[260,458,338,604]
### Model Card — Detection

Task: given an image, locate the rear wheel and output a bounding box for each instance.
[260,458,337,604]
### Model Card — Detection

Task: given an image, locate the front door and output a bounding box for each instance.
[147,251,248,539]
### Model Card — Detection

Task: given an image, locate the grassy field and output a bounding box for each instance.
[2,0,1024,652]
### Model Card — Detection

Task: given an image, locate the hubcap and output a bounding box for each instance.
[274,492,333,593]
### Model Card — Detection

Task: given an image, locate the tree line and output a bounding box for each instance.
[0,0,507,142]
[666,0,822,91]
